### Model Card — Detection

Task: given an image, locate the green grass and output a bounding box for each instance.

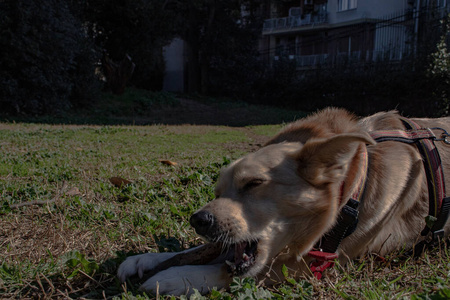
[0,122,275,298]
[1,120,450,299]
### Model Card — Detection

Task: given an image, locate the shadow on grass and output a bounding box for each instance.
[17,235,186,299]
[15,251,139,299]
[0,90,306,127]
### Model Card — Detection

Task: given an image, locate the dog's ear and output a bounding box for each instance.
[293,133,375,185]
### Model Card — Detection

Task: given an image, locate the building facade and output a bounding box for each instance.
[261,0,449,68]
[163,38,186,93]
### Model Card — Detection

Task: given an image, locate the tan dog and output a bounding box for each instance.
[118,108,450,295]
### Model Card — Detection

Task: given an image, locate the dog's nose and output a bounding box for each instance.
[190,211,215,236]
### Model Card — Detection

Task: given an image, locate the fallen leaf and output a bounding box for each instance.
[66,187,81,196]
[109,177,132,187]
[159,159,178,166]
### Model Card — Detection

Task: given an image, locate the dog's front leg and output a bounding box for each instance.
[140,263,231,296]
[118,245,206,282]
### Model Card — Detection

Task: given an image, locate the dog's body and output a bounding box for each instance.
[118,108,450,295]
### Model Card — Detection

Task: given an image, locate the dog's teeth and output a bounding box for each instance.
[243,253,249,261]
[226,260,235,268]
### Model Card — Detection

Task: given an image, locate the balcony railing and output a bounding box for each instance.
[263,13,328,32]
[273,49,409,69]
[295,54,329,67]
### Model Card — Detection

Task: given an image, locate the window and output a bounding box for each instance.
[338,0,357,11]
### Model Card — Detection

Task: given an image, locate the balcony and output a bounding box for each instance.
[273,49,408,69]
[263,12,328,34]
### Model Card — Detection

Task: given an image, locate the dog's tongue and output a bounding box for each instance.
[234,241,248,264]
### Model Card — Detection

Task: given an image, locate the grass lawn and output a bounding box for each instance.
[1,97,450,299]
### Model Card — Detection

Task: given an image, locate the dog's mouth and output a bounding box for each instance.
[224,241,258,276]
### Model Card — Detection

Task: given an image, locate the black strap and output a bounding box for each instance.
[319,199,359,253]
[410,197,450,257]
[430,196,450,233]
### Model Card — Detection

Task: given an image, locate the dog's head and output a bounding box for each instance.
[190,133,373,277]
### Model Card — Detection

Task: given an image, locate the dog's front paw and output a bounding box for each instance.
[118,252,176,282]
[140,264,229,296]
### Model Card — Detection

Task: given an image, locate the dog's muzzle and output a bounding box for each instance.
[190,210,259,276]
[190,210,216,237]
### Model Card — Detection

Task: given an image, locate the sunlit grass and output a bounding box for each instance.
[0,122,449,299]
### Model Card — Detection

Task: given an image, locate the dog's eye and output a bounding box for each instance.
[242,179,265,191]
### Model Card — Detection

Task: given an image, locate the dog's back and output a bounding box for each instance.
[265,108,450,258]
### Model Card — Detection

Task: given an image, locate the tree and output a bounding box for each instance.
[0,0,100,114]
[80,0,267,95]
[429,14,450,114]
[168,0,267,94]
[80,0,179,91]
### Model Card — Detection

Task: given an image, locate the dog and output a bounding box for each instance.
[118,108,450,295]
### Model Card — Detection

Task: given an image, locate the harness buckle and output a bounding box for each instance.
[431,229,445,242]
[308,250,338,280]
[409,229,445,258]
[422,228,444,245]
[431,127,450,144]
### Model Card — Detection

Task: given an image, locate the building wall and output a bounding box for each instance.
[261,0,450,68]
[163,38,185,92]
[328,0,410,24]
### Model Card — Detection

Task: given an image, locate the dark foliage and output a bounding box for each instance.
[0,0,100,115]
[1,0,447,117]
[205,2,268,98]
[80,0,178,91]
[242,58,443,117]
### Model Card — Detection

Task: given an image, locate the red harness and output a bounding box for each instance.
[307,118,450,279]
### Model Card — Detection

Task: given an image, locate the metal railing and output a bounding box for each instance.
[263,13,328,32]
[294,54,329,67]
[285,49,409,68]
[265,5,450,69]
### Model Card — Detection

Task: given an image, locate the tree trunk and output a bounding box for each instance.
[101,52,135,95]
[186,5,201,93]
[200,2,216,94]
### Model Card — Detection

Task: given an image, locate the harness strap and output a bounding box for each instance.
[307,147,368,278]
[369,128,437,144]
[318,198,359,253]
[308,117,450,278]
[400,118,446,224]
[400,118,450,256]
[307,199,360,279]
[372,117,450,256]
